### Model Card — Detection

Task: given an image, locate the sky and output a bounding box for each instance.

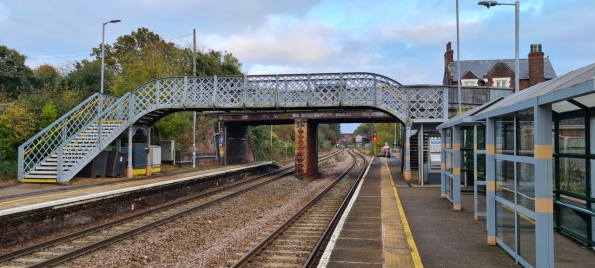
[1,0,594,133]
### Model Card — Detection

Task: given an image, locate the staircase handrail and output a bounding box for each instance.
[19,73,449,182]
[18,94,120,180]
[53,93,132,181]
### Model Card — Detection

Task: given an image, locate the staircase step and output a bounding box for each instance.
[36,166,70,171]
[63,146,97,149]
[45,157,79,161]
[23,175,58,179]
[30,170,58,175]
[69,142,105,146]
[41,162,75,166]
[87,127,119,131]
[47,156,84,160]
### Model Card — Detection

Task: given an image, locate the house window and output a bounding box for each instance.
[493,78,511,88]
[461,79,478,86]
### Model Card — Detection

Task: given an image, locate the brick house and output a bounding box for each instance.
[443,42,556,89]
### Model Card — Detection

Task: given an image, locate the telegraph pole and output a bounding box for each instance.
[192,29,197,168]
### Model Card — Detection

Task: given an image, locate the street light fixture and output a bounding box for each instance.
[101,19,121,94]
[478,1,519,93]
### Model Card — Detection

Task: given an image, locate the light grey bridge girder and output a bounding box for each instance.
[18,72,448,183]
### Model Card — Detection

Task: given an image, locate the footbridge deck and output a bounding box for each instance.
[18,72,448,183]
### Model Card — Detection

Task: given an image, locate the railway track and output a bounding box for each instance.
[229,149,368,268]
[0,150,344,268]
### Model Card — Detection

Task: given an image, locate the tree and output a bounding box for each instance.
[354,123,375,136]
[371,123,401,154]
[66,59,112,96]
[33,64,61,90]
[273,125,295,142]
[248,125,272,161]
[328,123,341,136]
[39,102,58,130]
[318,124,340,146]
[154,112,193,149]
[91,27,175,71]
[0,45,35,98]
[193,49,243,76]
[111,46,189,95]
[0,102,36,158]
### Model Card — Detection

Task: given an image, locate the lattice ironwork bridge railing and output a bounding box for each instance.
[18,73,448,183]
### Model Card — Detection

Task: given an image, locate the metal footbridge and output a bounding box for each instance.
[18,73,448,183]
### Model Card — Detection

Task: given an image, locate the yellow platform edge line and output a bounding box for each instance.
[132,167,161,176]
[384,159,424,268]
[22,179,57,184]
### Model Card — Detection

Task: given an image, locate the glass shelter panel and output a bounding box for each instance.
[558,157,587,198]
[461,128,474,149]
[554,112,594,247]
[477,154,486,181]
[477,126,486,150]
[559,206,588,238]
[497,202,517,252]
[518,211,536,268]
[591,116,595,154]
[496,116,515,155]
[446,128,451,149]
[516,110,534,157]
[517,162,535,212]
[558,117,585,154]
[496,159,515,203]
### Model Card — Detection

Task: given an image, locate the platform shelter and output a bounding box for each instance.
[438,62,595,267]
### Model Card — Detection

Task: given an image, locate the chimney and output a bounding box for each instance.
[444,42,454,85]
[445,42,454,65]
[528,44,545,87]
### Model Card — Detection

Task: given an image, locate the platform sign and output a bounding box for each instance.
[383,146,390,152]
[430,139,441,153]
[219,146,224,157]
[219,137,224,144]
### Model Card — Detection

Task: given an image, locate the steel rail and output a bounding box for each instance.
[302,150,367,267]
[0,167,288,264]
[0,149,342,267]
[230,149,359,267]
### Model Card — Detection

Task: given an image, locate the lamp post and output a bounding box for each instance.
[478,1,519,93]
[456,0,462,115]
[101,19,121,94]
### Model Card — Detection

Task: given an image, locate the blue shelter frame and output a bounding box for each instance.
[439,63,595,267]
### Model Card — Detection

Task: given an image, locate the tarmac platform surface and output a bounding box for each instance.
[2,157,595,267]
[319,157,595,267]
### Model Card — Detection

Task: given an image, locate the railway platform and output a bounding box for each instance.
[319,157,595,268]
[2,156,595,267]
[0,162,277,247]
[0,162,275,215]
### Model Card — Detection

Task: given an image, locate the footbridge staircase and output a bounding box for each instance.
[18,73,448,183]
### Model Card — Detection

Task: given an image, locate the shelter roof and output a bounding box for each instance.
[472,63,595,120]
[437,97,503,129]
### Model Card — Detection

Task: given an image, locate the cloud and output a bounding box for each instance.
[0,0,592,85]
[207,16,340,66]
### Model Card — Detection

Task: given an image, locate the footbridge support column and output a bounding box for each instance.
[294,119,318,179]
[146,126,152,177]
[127,127,133,178]
[225,123,249,164]
[404,124,412,180]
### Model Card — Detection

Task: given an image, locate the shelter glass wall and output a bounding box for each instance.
[553,110,595,246]
[462,126,487,218]
[494,109,538,267]
[445,128,453,199]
